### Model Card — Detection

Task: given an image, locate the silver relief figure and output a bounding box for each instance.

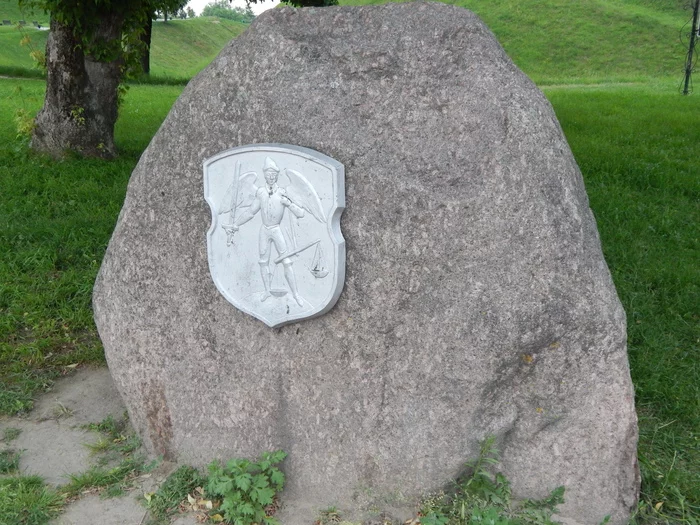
[204,144,345,327]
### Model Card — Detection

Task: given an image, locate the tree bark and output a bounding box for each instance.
[140,14,153,75]
[31,15,124,158]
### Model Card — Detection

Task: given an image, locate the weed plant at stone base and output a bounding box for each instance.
[205,450,287,525]
[419,437,568,525]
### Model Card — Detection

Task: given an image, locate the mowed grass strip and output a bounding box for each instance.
[0,79,182,414]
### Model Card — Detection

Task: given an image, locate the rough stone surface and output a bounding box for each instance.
[93,3,639,524]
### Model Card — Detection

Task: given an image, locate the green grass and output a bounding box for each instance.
[0,475,63,525]
[2,427,21,442]
[63,414,151,499]
[0,413,150,523]
[61,456,148,499]
[0,25,47,74]
[148,17,247,80]
[0,79,182,414]
[82,414,142,464]
[0,0,50,25]
[145,466,207,524]
[0,448,21,473]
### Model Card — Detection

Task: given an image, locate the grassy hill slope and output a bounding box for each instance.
[0,0,50,25]
[0,25,46,76]
[340,0,694,83]
[0,16,247,81]
[148,18,247,80]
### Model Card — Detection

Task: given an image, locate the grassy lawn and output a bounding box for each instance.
[0,79,182,414]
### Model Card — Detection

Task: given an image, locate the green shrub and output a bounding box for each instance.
[206,450,287,525]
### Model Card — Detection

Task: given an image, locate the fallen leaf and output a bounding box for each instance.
[522,354,534,364]
[655,502,664,511]
[65,363,79,369]
[144,492,153,503]
[211,514,224,522]
[187,494,196,505]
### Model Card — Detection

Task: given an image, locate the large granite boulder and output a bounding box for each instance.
[93,3,639,524]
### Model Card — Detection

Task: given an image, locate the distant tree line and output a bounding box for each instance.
[201,1,255,23]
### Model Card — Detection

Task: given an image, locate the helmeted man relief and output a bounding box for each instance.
[222,157,327,307]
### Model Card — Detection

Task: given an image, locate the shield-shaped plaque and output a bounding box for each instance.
[204,144,345,327]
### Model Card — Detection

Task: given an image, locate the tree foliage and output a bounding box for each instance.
[224,0,339,10]
[202,1,255,23]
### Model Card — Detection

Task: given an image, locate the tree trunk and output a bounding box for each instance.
[140,15,153,75]
[31,15,124,159]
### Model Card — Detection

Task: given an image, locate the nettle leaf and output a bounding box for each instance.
[227,458,249,472]
[212,476,234,496]
[207,451,286,525]
[208,460,224,476]
[269,468,285,488]
[220,497,238,516]
[253,474,269,489]
[239,502,256,516]
[270,450,287,464]
[256,487,276,506]
[235,473,252,491]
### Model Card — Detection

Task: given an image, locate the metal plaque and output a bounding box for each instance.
[204,144,345,327]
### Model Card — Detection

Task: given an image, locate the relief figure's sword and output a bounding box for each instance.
[222,161,241,246]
